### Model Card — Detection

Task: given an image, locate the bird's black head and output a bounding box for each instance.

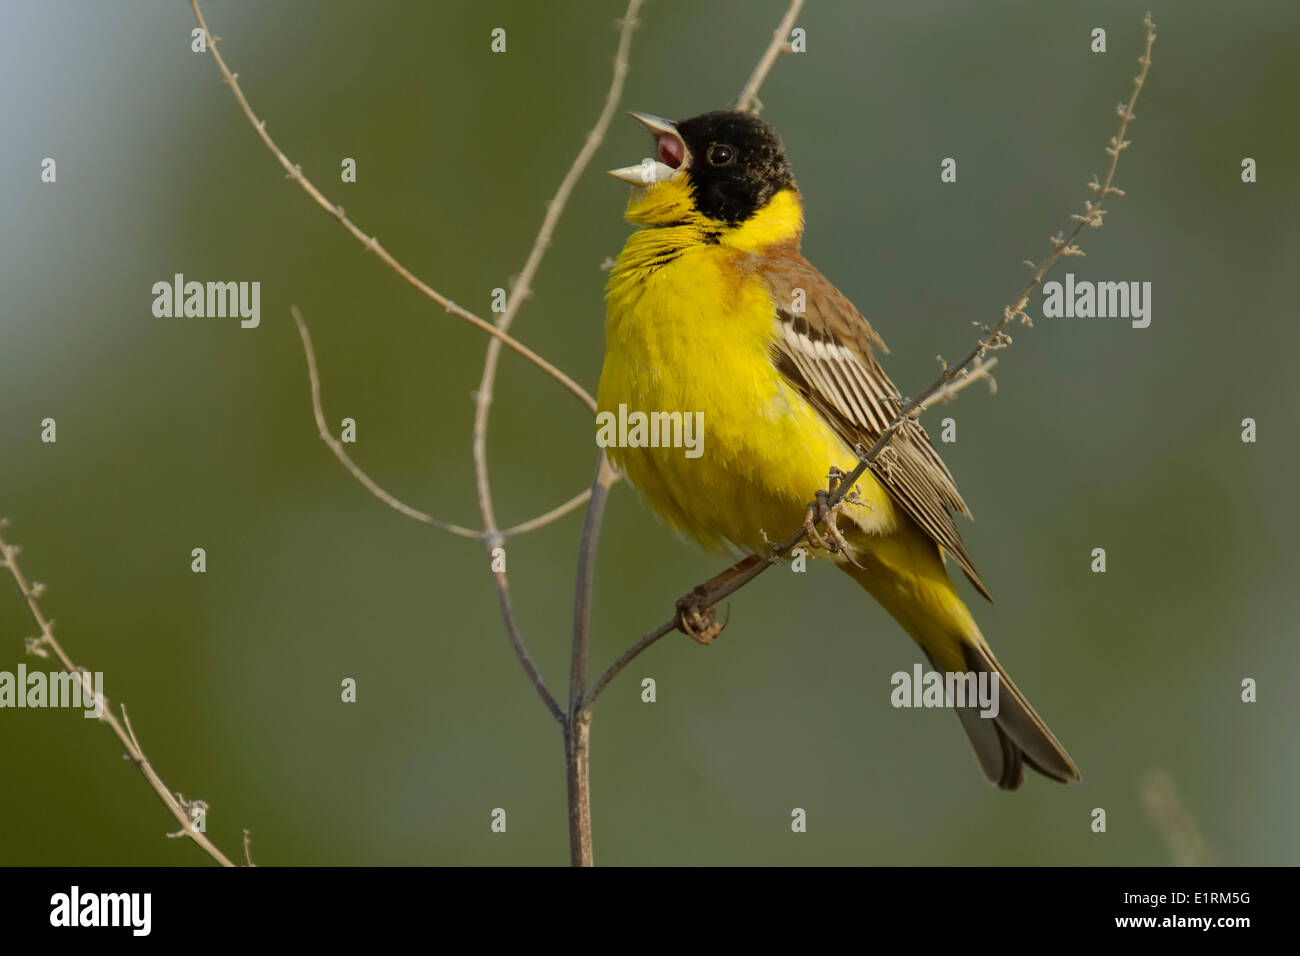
[609,109,797,226]
[675,110,796,224]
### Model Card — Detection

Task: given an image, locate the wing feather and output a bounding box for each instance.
[760,249,992,601]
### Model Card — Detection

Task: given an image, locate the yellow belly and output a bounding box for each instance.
[598,242,898,555]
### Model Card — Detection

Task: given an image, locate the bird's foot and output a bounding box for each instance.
[670,555,761,646]
[675,587,728,645]
[803,468,865,568]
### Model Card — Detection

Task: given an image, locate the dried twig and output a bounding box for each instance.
[930,356,998,404]
[473,0,643,533]
[189,0,594,414]
[195,0,600,542]
[587,12,1157,703]
[0,523,238,867]
[736,0,806,113]
[566,453,619,865]
[473,0,644,732]
[488,559,565,724]
[292,307,592,541]
[293,307,482,538]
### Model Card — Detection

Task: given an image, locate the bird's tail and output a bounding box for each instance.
[928,641,1080,790]
[842,558,1080,790]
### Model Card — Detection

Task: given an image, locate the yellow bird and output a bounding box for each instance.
[599,110,1079,789]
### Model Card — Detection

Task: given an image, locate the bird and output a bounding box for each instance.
[598,109,1080,789]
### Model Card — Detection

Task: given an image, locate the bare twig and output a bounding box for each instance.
[573,459,628,671]
[472,0,642,532]
[736,0,806,112]
[293,308,481,537]
[487,558,565,724]
[191,0,598,541]
[471,0,647,865]
[469,0,643,733]
[189,0,595,414]
[293,307,593,540]
[566,454,618,865]
[564,709,594,868]
[588,12,1156,702]
[498,490,593,538]
[585,617,671,706]
[930,356,998,404]
[0,524,238,867]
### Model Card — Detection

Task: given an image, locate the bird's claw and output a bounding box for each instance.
[803,469,865,568]
[675,587,727,645]
[804,491,835,552]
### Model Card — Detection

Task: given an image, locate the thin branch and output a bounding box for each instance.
[571,454,620,703]
[488,561,565,724]
[736,0,806,113]
[468,0,643,731]
[585,617,669,706]
[294,306,592,541]
[588,12,1157,703]
[293,307,483,538]
[498,490,593,538]
[189,0,595,414]
[930,356,997,404]
[564,709,594,867]
[566,453,618,866]
[472,0,640,533]
[0,523,238,867]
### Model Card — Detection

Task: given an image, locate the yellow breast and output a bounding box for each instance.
[598,187,894,554]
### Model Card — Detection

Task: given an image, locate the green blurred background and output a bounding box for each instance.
[2,0,1296,866]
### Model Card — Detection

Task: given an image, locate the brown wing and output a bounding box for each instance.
[758,248,992,601]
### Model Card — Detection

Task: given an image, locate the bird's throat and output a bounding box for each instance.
[611,186,804,284]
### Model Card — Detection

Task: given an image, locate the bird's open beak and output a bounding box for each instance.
[607,112,689,186]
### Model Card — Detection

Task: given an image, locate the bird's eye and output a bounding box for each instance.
[706,144,736,166]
